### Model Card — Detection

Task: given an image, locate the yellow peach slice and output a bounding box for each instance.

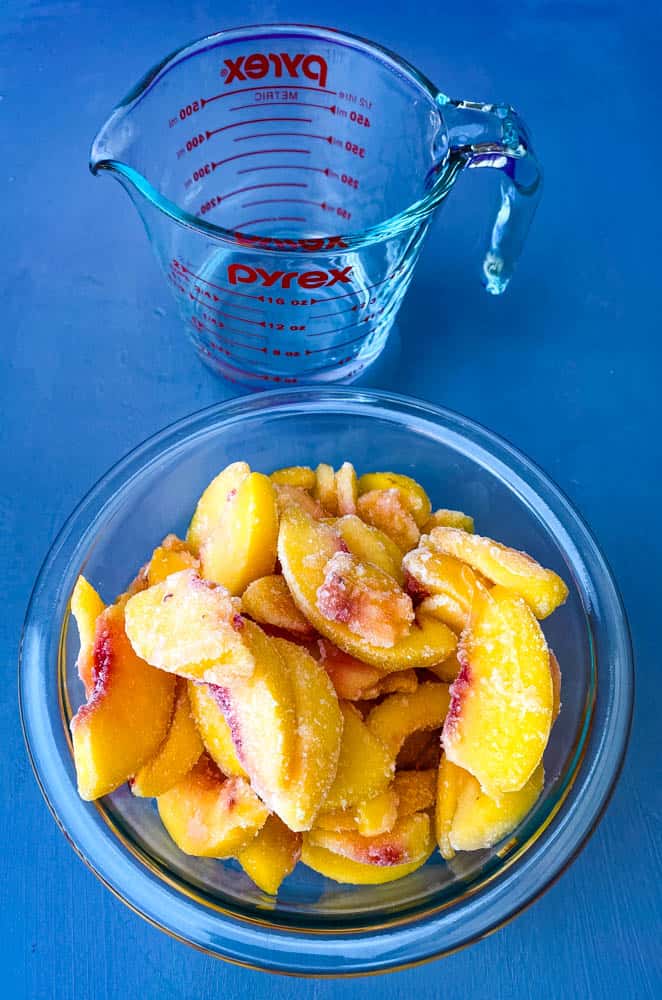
[131,678,204,797]
[367,682,450,758]
[279,509,456,672]
[336,514,404,584]
[186,461,250,555]
[357,472,432,528]
[212,622,297,819]
[355,787,399,836]
[356,489,420,553]
[427,651,462,684]
[307,813,432,867]
[241,574,314,636]
[124,570,253,682]
[313,462,338,514]
[71,575,105,697]
[316,550,414,648]
[187,681,247,778]
[442,586,553,798]
[403,549,480,632]
[147,535,199,586]
[274,483,325,520]
[550,650,562,725]
[423,509,475,534]
[449,764,545,852]
[427,526,569,619]
[70,603,176,800]
[200,472,279,595]
[270,638,343,831]
[301,840,432,884]
[323,703,393,810]
[362,669,418,700]
[270,465,316,490]
[335,462,358,516]
[236,815,302,894]
[436,754,464,860]
[393,770,437,815]
[157,754,268,857]
[318,640,382,700]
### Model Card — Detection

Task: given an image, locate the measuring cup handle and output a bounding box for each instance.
[441,97,542,294]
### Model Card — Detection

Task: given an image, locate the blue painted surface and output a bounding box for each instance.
[1,1,659,997]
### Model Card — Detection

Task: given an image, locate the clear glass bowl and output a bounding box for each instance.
[19,389,633,976]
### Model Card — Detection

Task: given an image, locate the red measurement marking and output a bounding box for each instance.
[210,149,311,170]
[240,198,322,208]
[235,216,307,228]
[202,85,337,105]
[236,163,330,175]
[206,116,312,138]
[235,132,334,144]
[230,101,334,112]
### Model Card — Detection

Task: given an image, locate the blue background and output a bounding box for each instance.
[2,1,660,997]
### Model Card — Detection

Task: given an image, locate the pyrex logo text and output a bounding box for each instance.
[222,52,329,89]
[227,265,352,289]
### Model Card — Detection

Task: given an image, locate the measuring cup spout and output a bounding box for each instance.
[89,105,135,177]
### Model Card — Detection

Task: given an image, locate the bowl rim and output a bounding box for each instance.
[18,387,633,976]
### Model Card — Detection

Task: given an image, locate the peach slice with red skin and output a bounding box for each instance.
[442,585,553,799]
[70,603,176,800]
[124,570,253,683]
[336,514,404,584]
[236,815,302,894]
[301,840,432,885]
[200,471,279,595]
[131,678,204,797]
[241,574,314,636]
[70,575,105,697]
[366,682,451,758]
[157,753,268,857]
[279,508,456,672]
[357,472,432,528]
[186,461,250,556]
[307,812,432,867]
[427,526,569,619]
[323,702,393,810]
[187,681,247,778]
[356,489,420,553]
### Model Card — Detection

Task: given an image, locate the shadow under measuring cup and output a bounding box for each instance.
[91,24,542,387]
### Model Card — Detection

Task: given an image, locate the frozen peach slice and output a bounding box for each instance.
[550,650,562,725]
[403,549,480,632]
[367,682,451,758]
[301,840,431,884]
[242,574,314,636]
[357,472,432,528]
[147,534,198,586]
[427,526,569,619]
[213,622,298,822]
[356,787,399,836]
[423,509,475,533]
[200,472,279,595]
[186,461,250,555]
[318,640,382,700]
[336,514,404,584]
[124,569,253,682]
[270,465,316,490]
[187,681,247,778]
[317,550,414,648]
[279,509,456,671]
[307,812,432,867]
[70,603,176,800]
[236,815,302,894]
[450,763,544,852]
[362,669,418,700]
[313,462,338,514]
[435,754,464,860]
[157,754,268,857]
[131,678,204,797]
[323,703,394,810]
[427,651,462,684]
[70,575,105,696]
[270,638,343,831]
[393,769,436,815]
[335,461,358,516]
[356,489,420,553]
[442,586,553,798]
[274,483,325,520]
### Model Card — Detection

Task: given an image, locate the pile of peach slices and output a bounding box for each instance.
[69,462,567,894]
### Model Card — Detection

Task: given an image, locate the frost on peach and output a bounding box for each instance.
[367,682,451,758]
[442,585,553,799]
[316,551,414,648]
[357,471,432,528]
[336,514,404,584]
[131,678,204,798]
[335,461,358,516]
[323,703,394,811]
[356,488,420,553]
[187,681,247,778]
[241,574,314,636]
[187,461,250,556]
[403,548,481,633]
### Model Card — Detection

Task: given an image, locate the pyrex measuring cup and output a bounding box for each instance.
[91,24,542,386]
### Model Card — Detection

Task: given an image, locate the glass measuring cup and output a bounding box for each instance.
[91,24,542,386]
